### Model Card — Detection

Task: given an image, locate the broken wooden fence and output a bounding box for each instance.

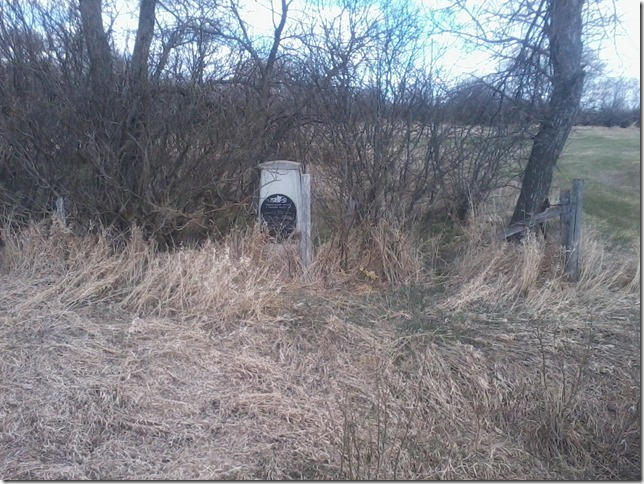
[498,179,584,281]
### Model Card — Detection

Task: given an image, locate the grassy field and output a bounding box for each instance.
[555,126,640,245]
[0,127,640,480]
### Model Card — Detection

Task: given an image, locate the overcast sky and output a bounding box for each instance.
[601,0,640,79]
[435,0,640,80]
[237,0,641,80]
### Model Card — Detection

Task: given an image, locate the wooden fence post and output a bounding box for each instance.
[560,189,571,248]
[55,196,66,227]
[561,179,584,281]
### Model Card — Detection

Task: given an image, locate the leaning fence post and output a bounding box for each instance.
[561,179,584,281]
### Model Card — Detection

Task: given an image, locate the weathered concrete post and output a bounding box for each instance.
[258,160,312,268]
[300,173,312,267]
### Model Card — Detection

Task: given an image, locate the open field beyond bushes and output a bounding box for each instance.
[0,127,640,480]
[556,126,640,245]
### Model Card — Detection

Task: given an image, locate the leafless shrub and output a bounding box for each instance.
[0,0,309,245]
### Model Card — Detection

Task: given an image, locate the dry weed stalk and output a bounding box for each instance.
[486,320,641,479]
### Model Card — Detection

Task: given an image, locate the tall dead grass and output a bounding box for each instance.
[336,337,554,480]
[0,220,297,320]
[0,217,429,318]
[427,209,641,479]
[441,213,640,316]
[334,321,640,480]
[310,220,427,287]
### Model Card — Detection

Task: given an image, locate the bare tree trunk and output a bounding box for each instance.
[121,0,157,199]
[130,0,157,88]
[78,0,113,109]
[510,0,585,226]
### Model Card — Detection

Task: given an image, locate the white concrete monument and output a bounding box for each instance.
[258,160,311,267]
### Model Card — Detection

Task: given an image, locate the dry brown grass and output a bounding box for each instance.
[441,213,640,318]
[0,220,297,321]
[308,220,427,287]
[0,216,639,480]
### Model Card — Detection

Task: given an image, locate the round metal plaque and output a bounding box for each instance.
[260,193,297,240]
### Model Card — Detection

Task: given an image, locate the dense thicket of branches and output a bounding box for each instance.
[0,0,631,247]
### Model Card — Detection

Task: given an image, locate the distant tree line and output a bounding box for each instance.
[576,107,640,128]
[575,74,640,128]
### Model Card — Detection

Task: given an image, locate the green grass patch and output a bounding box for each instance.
[554,126,640,245]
